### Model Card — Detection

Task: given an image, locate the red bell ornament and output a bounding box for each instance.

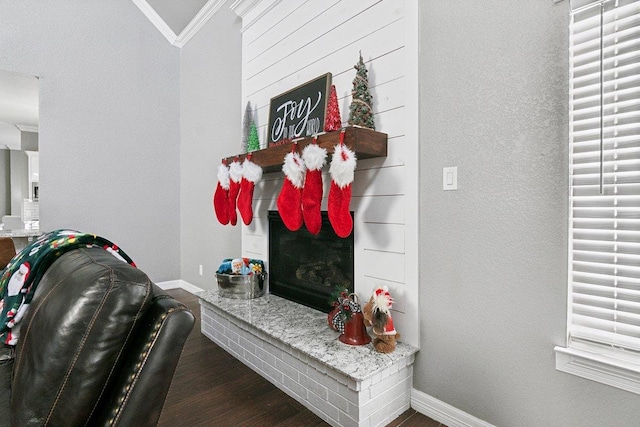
[339,311,371,346]
[338,294,371,346]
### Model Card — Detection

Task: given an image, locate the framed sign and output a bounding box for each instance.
[267,73,332,146]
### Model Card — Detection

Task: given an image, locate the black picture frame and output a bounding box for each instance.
[267,73,332,146]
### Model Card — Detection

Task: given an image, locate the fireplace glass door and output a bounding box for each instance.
[268,211,354,313]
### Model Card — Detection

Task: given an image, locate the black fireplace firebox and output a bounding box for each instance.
[268,211,354,313]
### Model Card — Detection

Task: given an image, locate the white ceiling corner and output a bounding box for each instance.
[133,0,226,48]
[132,0,178,45]
[175,0,226,48]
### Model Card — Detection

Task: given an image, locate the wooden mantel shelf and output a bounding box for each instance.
[223,127,387,173]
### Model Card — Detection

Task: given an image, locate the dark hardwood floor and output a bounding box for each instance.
[159,288,443,427]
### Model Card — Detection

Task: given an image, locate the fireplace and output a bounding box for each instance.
[268,210,354,313]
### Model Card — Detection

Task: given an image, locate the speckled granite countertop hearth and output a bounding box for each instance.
[197,289,418,382]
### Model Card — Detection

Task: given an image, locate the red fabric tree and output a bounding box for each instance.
[324,84,342,132]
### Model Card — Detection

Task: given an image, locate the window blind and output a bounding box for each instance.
[569,0,640,354]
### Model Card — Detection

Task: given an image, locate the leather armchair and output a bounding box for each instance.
[0,246,195,426]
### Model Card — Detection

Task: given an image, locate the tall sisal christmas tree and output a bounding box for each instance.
[347,52,375,130]
[241,101,252,153]
[324,84,342,132]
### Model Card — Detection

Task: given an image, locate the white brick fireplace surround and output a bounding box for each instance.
[198,290,418,427]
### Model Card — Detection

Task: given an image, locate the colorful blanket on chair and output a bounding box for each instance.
[0,229,135,346]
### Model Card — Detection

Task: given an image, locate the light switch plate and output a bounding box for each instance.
[443,167,457,191]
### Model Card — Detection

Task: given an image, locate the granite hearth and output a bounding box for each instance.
[198,290,418,427]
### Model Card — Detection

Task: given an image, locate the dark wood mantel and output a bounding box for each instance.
[222,127,388,173]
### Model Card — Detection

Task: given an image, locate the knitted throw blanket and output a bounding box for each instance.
[0,229,135,346]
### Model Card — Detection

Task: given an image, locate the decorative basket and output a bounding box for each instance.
[215,272,267,299]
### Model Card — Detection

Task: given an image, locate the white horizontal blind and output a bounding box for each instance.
[569,0,640,353]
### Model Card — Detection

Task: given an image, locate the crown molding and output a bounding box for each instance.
[230,0,281,31]
[132,0,178,45]
[134,0,227,48]
[174,0,226,48]
[16,124,38,133]
[229,0,262,18]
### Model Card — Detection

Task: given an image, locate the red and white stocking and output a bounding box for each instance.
[237,156,263,226]
[301,141,327,235]
[228,159,243,226]
[328,139,356,238]
[277,150,306,231]
[213,161,230,225]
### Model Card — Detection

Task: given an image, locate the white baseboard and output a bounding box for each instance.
[156,279,204,294]
[411,388,494,427]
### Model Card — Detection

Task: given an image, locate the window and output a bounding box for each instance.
[555,0,640,394]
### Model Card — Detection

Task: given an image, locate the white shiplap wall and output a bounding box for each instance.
[233,0,419,348]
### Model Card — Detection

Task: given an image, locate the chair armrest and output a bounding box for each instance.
[90,285,195,427]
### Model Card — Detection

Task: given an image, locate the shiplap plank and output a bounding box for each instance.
[368,76,405,118]
[331,47,405,99]
[245,8,405,98]
[359,249,405,283]
[246,0,391,71]
[374,106,406,138]
[240,0,283,33]
[352,164,404,197]
[356,194,405,224]
[387,311,410,338]
[244,211,267,236]
[244,0,341,61]
[254,175,282,196]
[385,282,407,314]
[357,222,404,253]
[354,277,407,314]
[242,232,267,258]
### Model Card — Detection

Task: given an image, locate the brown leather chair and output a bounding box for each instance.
[0,246,195,426]
[0,238,16,270]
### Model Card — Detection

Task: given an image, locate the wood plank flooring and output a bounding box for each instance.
[158,288,443,427]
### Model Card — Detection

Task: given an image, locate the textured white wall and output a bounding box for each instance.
[0,1,181,281]
[417,1,640,425]
[179,4,243,289]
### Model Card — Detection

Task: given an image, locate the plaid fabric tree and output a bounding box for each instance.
[347,52,375,130]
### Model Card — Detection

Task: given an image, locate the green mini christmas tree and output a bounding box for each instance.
[247,121,260,152]
[348,52,375,130]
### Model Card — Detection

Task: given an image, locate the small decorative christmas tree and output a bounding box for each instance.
[324,84,342,132]
[247,121,260,152]
[241,101,252,153]
[348,52,375,130]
